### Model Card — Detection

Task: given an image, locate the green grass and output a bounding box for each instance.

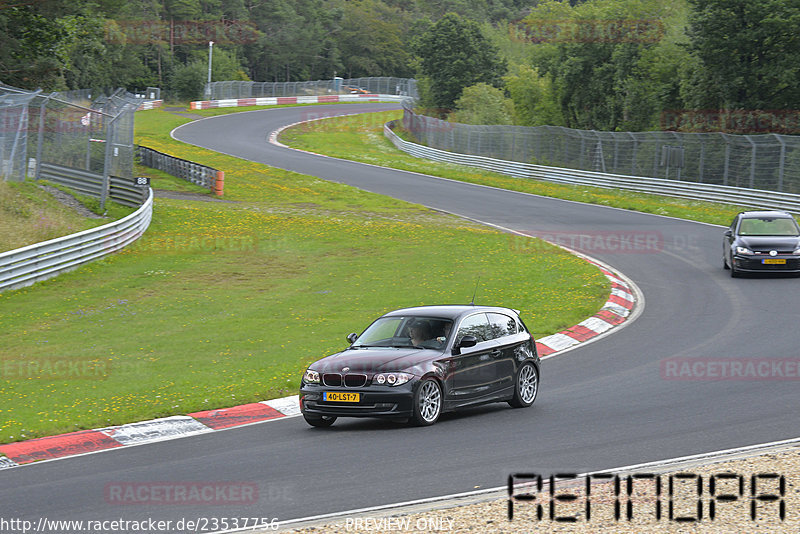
[279,111,752,227]
[0,180,135,253]
[0,106,609,444]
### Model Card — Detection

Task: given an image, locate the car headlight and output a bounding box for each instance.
[303,369,320,384]
[736,246,753,255]
[794,248,800,255]
[373,372,413,386]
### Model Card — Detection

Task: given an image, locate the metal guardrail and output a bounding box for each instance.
[384,120,800,213]
[0,188,154,292]
[38,162,148,207]
[39,162,103,198]
[138,146,223,195]
[109,175,149,207]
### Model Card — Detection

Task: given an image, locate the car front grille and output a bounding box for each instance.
[344,374,368,387]
[322,373,368,387]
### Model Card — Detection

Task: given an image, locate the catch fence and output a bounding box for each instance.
[402,102,800,194]
[0,84,159,207]
[206,77,417,100]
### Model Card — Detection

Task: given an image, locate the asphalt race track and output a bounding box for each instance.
[3,103,799,531]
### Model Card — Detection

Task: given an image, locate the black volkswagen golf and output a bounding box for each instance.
[300,305,540,427]
[723,210,800,277]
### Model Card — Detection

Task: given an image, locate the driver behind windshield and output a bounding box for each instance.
[408,320,432,347]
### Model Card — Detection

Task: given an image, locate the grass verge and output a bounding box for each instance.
[0,106,609,443]
[279,111,754,227]
[0,181,133,253]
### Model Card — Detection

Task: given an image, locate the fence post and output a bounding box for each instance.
[774,133,786,192]
[698,136,705,183]
[722,134,730,187]
[34,94,50,181]
[746,135,756,189]
[102,114,120,210]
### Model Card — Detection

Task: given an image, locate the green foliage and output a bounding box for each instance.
[685,0,800,110]
[412,12,507,110]
[524,0,688,131]
[451,83,514,125]
[504,65,564,126]
[170,47,249,100]
[5,0,799,134]
[330,0,413,78]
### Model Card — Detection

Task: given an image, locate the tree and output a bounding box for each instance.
[504,65,564,126]
[331,0,413,78]
[524,0,686,130]
[412,12,506,111]
[171,47,249,100]
[450,83,514,125]
[685,0,800,110]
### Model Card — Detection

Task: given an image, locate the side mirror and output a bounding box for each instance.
[452,335,478,355]
[346,332,358,344]
[724,230,732,237]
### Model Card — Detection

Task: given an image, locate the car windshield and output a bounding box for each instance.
[352,316,454,349]
[739,217,800,236]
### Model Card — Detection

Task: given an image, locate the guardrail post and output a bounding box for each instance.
[215,170,224,196]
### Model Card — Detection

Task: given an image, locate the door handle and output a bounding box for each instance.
[490,350,502,358]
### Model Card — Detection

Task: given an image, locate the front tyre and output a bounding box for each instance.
[303,413,336,427]
[508,362,539,408]
[410,378,442,426]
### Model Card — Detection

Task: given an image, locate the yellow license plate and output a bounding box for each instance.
[763,258,786,265]
[324,392,360,402]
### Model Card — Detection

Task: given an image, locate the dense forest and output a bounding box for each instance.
[2,0,799,133]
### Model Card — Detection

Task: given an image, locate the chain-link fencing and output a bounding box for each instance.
[0,89,39,182]
[402,101,800,195]
[0,84,148,207]
[206,77,417,100]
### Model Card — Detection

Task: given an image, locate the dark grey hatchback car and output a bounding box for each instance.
[723,210,800,277]
[300,305,540,427]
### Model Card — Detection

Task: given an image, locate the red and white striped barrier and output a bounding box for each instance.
[136,100,163,111]
[190,93,405,110]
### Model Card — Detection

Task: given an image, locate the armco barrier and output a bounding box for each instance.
[38,163,148,208]
[190,93,406,110]
[138,146,223,196]
[384,120,800,214]
[0,188,153,292]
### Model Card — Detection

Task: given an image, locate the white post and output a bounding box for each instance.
[204,41,214,99]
